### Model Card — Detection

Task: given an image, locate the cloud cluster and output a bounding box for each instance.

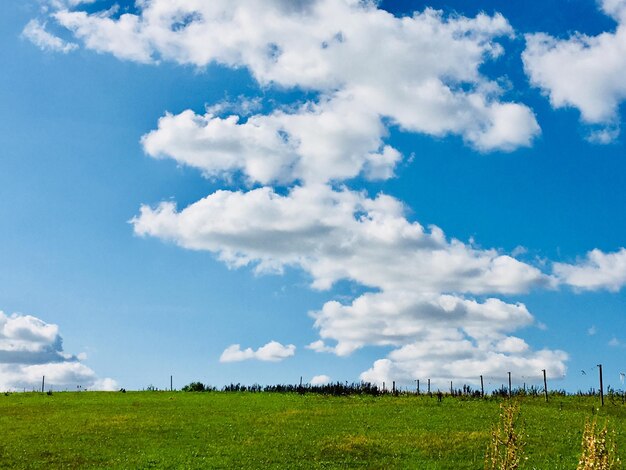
[133,183,567,383]
[0,311,117,391]
[26,0,626,386]
[311,290,567,386]
[220,341,296,363]
[41,0,564,384]
[523,0,626,141]
[31,0,540,161]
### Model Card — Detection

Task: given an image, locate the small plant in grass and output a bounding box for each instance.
[577,418,621,470]
[484,401,525,470]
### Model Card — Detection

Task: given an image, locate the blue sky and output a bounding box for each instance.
[1,0,625,392]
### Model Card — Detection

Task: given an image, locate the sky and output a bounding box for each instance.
[1,0,625,393]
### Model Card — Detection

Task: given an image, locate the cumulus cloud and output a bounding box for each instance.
[523,0,626,140]
[310,290,567,386]
[310,375,331,385]
[132,184,552,295]
[31,0,539,157]
[360,345,567,388]
[0,311,117,391]
[22,19,77,53]
[553,248,626,291]
[219,341,296,363]
[141,97,401,185]
[310,291,536,356]
[133,184,566,384]
[27,0,575,385]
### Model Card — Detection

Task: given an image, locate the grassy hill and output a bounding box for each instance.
[1,391,624,468]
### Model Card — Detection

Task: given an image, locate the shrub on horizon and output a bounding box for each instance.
[182,382,207,392]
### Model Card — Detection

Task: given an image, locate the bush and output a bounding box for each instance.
[182,382,207,392]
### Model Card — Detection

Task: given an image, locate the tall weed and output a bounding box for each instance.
[577,418,621,470]
[485,401,525,470]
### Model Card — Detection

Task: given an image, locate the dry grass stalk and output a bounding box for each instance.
[577,418,622,470]
[485,401,525,470]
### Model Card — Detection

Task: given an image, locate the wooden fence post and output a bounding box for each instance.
[542,369,548,403]
[480,375,484,398]
[41,376,45,393]
[598,364,604,406]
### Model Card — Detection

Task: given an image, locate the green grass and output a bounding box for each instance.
[1,392,625,469]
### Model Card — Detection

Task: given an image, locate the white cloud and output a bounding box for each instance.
[45,0,97,9]
[511,246,528,257]
[141,98,398,185]
[608,337,622,347]
[601,0,626,21]
[133,184,566,384]
[553,248,626,292]
[27,0,576,385]
[523,0,626,140]
[36,0,539,154]
[205,96,263,118]
[360,346,567,388]
[310,374,331,385]
[310,291,535,356]
[219,341,295,363]
[22,19,77,53]
[588,325,598,336]
[307,340,336,354]
[53,10,153,63]
[0,311,117,391]
[132,184,552,295]
[310,290,567,385]
[92,377,119,391]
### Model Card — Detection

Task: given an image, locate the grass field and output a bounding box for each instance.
[1,391,625,469]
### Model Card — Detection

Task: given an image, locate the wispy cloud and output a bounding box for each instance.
[608,337,623,347]
[22,20,77,53]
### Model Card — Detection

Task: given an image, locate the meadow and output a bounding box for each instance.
[1,391,624,469]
